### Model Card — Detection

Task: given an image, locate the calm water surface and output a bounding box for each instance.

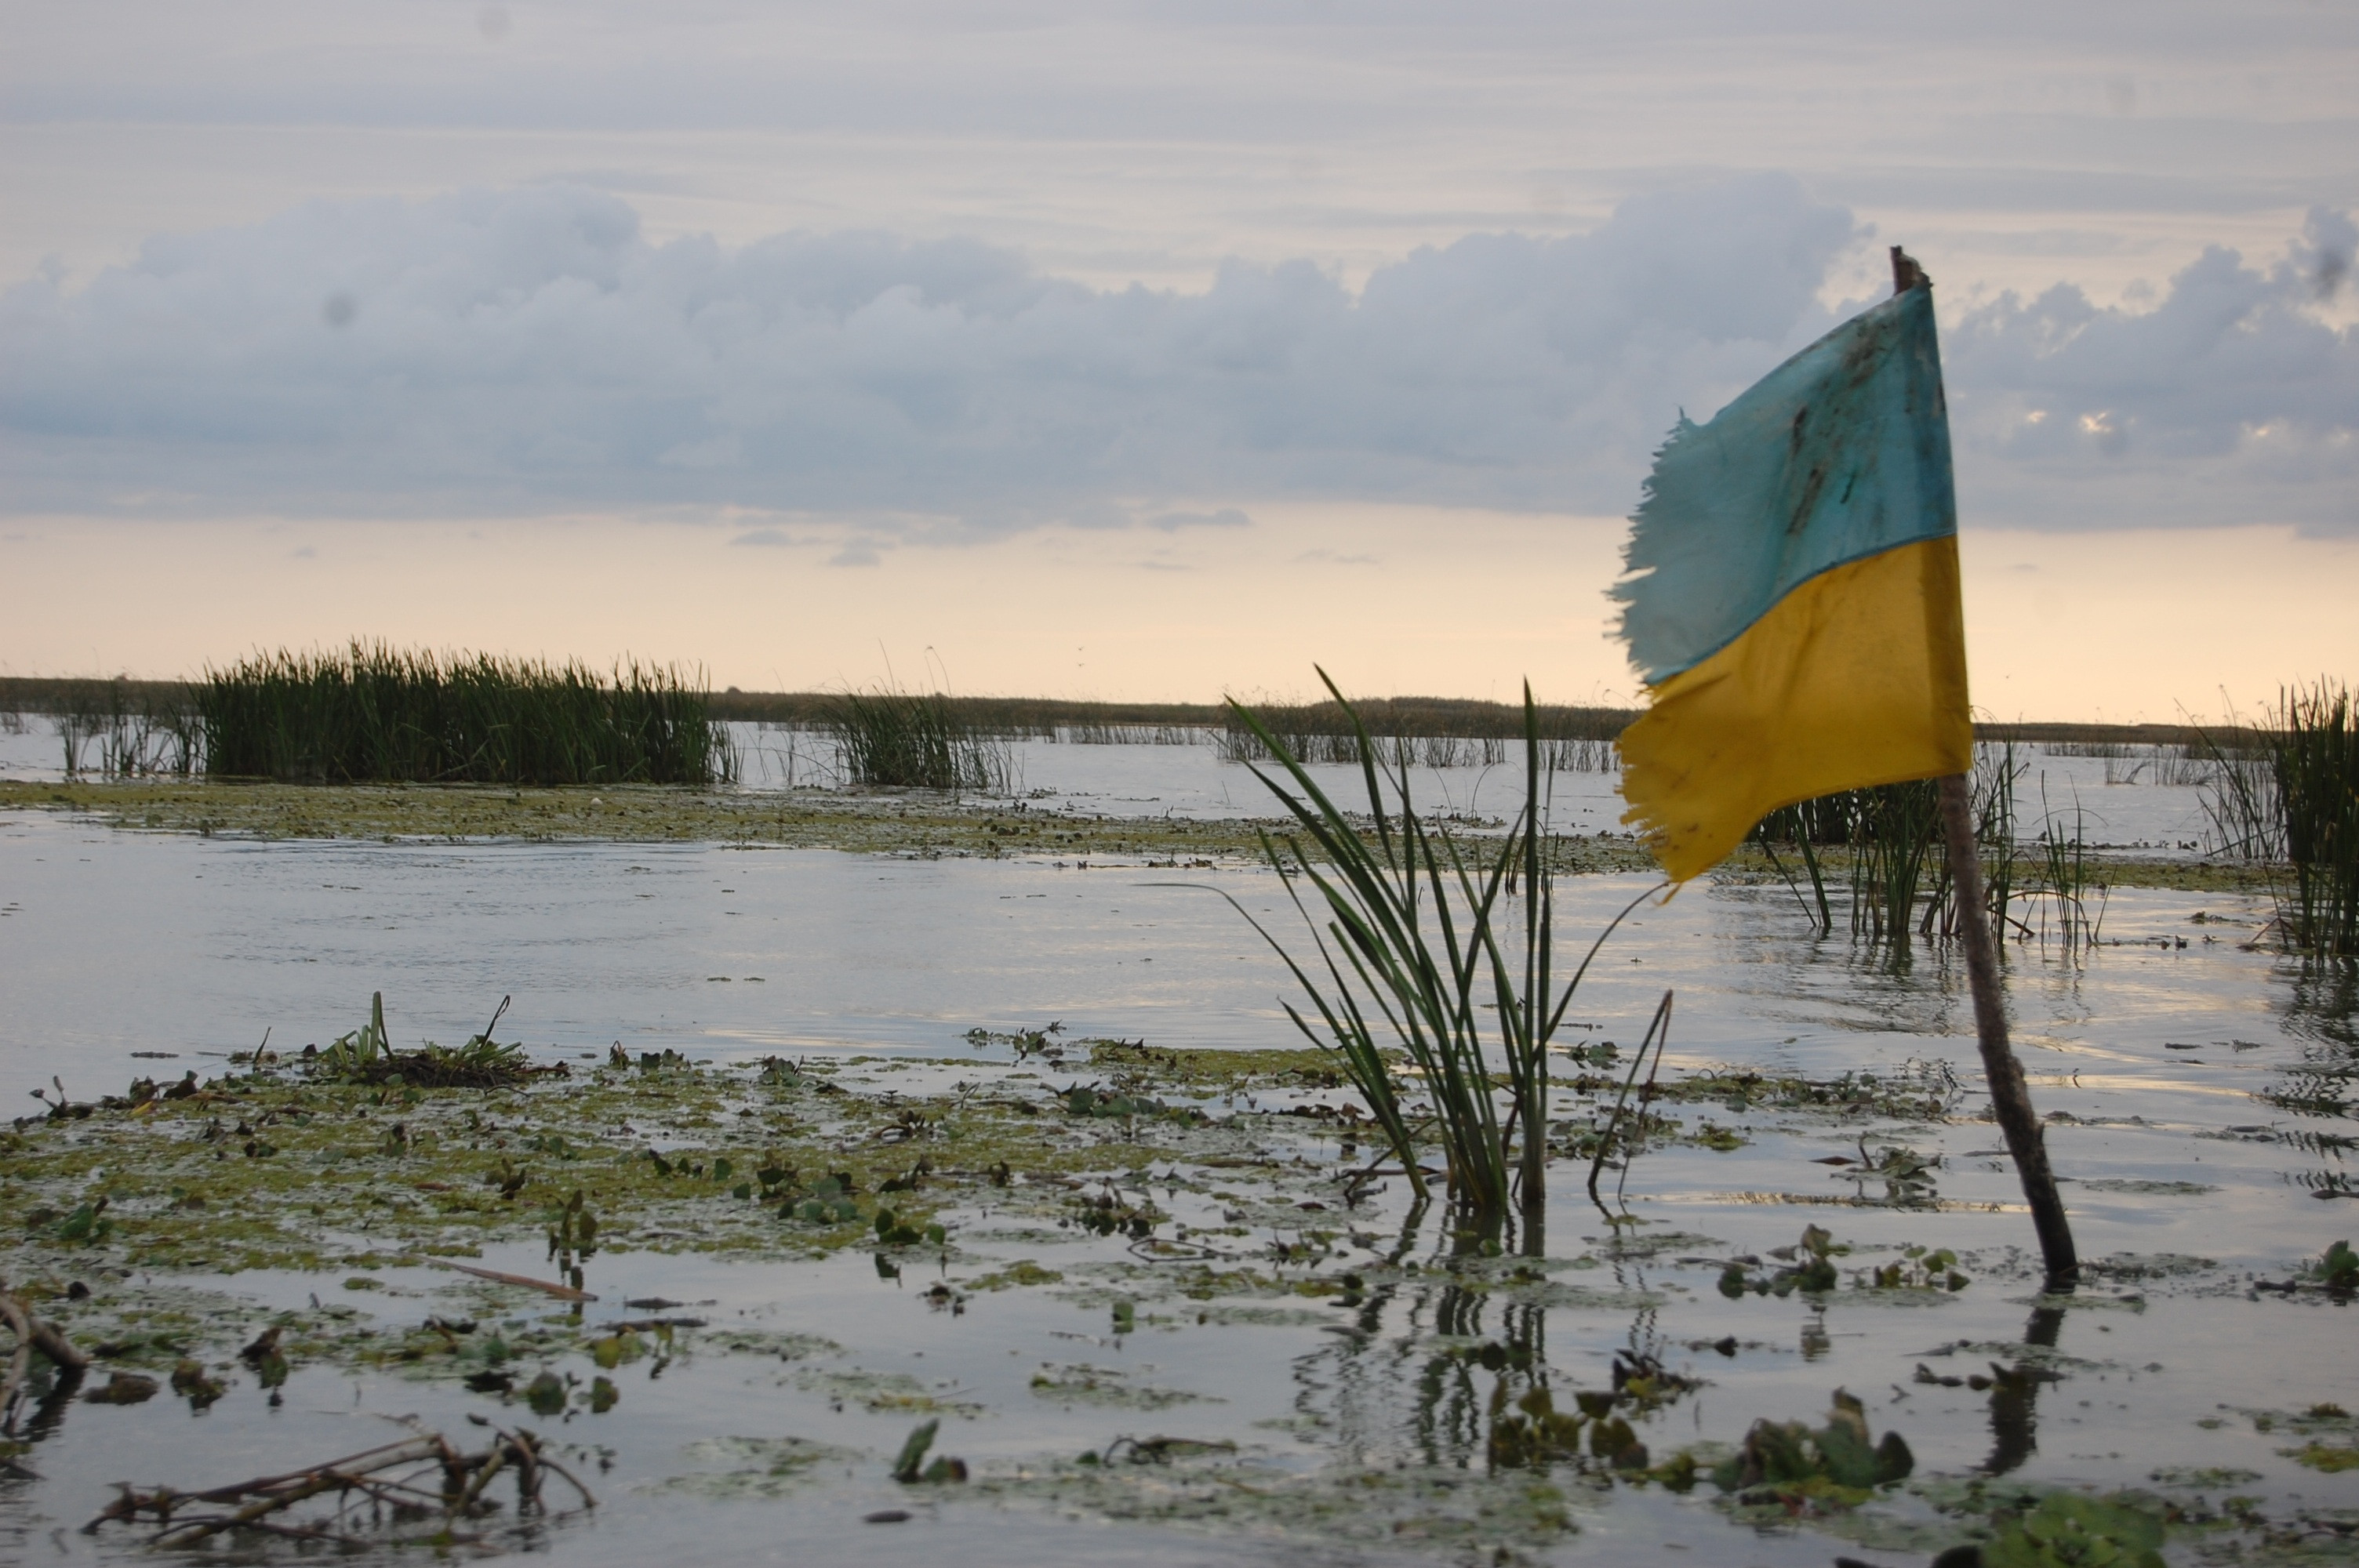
[0,775,2350,1566]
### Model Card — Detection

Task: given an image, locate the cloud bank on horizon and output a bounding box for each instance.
[2,176,2353,537]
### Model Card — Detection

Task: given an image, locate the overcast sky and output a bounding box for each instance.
[3,2,2354,717]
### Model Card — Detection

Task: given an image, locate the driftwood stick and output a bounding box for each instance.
[173,1436,445,1504]
[433,1260,597,1301]
[156,1471,380,1548]
[85,1427,592,1548]
[0,1285,93,1371]
[453,1446,510,1516]
[87,1436,453,1541]
[1938,771,2080,1290]
[529,1450,599,1510]
[2,1285,91,1432]
[1,1337,28,1431]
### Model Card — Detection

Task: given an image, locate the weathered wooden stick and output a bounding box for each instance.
[0,1286,93,1371]
[1937,771,2080,1290]
[2,1285,92,1431]
[112,1436,453,1546]
[1888,243,2081,1292]
[432,1260,597,1301]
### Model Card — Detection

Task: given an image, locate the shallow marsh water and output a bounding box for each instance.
[2,791,2354,1566]
[0,720,2233,858]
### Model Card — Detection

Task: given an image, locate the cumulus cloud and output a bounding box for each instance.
[0,177,1854,526]
[1945,207,2359,530]
[1,180,2352,535]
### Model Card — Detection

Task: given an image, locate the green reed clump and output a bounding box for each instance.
[1215,672,1653,1236]
[1751,780,1943,943]
[313,992,541,1089]
[2275,681,2359,955]
[198,644,731,786]
[2196,681,2357,954]
[1750,748,2099,949]
[823,685,1010,792]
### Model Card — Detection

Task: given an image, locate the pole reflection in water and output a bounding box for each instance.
[1982,1305,2067,1475]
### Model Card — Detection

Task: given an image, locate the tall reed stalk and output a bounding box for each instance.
[1850,779,1942,944]
[1753,780,1943,947]
[2025,777,2103,947]
[1216,672,1652,1237]
[199,644,731,786]
[2195,727,2285,862]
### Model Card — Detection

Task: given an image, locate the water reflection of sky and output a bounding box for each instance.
[0,719,2227,855]
[2,805,2353,1565]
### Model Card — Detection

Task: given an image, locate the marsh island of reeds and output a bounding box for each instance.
[196,644,732,787]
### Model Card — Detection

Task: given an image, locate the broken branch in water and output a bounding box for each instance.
[432,1259,598,1301]
[2,1283,91,1432]
[84,1426,595,1548]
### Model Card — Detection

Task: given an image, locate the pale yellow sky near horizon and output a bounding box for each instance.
[7,8,2354,713]
[5,508,2350,725]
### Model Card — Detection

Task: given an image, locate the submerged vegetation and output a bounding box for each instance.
[1,982,2350,1566]
[198,644,732,786]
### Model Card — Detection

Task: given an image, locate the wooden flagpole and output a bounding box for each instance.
[1896,246,2080,1292]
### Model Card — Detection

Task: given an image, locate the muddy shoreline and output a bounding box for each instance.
[0,780,2279,892]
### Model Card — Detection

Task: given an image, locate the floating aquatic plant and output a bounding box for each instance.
[1707,1388,1914,1508]
[1979,1490,2166,1568]
[311,992,543,1089]
[2310,1239,2357,1293]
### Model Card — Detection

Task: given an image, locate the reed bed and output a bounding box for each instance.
[2095,745,2214,787]
[1056,722,1211,746]
[42,679,202,779]
[2197,734,2285,862]
[2274,682,2358,955]
[2196,681,2357,953]
[1751,745,2101,951]
[1219,699,1623,773]
[198,644,732,786]
[822,684,1012,793]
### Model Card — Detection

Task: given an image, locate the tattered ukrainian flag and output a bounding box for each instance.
[1612,279,1970,883]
